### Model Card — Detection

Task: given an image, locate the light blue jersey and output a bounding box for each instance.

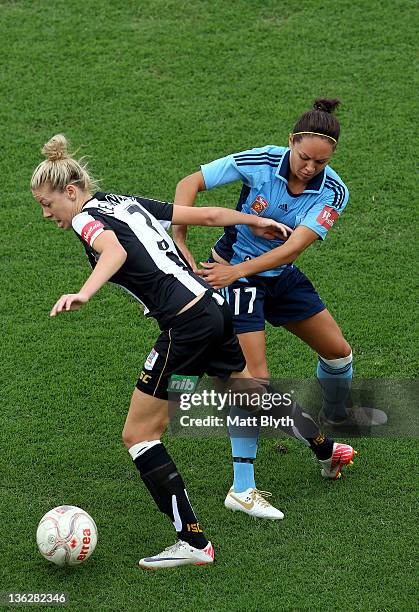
[201,145,349,276]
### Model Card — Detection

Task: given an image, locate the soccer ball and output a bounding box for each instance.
[36,505,97,566]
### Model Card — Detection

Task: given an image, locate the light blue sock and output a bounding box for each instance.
[228,407,259,493]
[317,353,353,421]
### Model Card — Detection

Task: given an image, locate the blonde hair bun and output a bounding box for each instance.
[42,134,69,162]
[31,134,98,193]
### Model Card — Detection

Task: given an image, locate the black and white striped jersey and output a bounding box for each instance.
[72,192,209,329]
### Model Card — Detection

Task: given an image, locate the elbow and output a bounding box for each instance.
[175,176,190,192]
[119,246,128,265]
[175,174,199,196]
[175,171,205,197]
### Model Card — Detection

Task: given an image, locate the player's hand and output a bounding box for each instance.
[197,261,239,289]
[250,219,293,241]
[50,292,89,317]
[176,241,198,272]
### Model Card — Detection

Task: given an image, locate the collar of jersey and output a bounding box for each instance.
[80,193,99,211]
[275,149,326,193]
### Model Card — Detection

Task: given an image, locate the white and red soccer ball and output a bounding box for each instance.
[36,505,97,566]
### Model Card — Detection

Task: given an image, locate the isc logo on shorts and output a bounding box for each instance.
[139,371,152,384]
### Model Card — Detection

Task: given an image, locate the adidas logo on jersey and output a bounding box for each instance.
[278,203,288,211]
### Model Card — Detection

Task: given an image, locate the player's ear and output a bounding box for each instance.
[288,133,294,148]
[66,184,77,201]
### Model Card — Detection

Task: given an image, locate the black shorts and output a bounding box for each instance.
[136,291,246,399]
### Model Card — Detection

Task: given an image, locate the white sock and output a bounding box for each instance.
[128,439,161,461]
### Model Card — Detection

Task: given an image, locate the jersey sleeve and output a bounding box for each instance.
[132,196,173,221]
[299,182,349,240]
[201,146,284,190]
[201,154,245,189]
[72,211,113,247]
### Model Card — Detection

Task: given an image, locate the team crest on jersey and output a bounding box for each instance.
[144,348,159,371]
[316,205,339,230]
[250,196,269,215]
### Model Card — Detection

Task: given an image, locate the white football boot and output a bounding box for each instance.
[318,442,357,480]
[224,487,284,519]
[139,540,214,570]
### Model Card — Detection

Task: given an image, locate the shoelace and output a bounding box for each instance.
[162,540,184,555]
[252,489,273,508]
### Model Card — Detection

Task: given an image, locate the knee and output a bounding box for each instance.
[321,340,352,361]
[338,340,352,360]
[122,416,169,450]
[121,427,142,449]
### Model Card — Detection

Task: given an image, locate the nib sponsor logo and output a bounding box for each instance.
[168,375,199,394]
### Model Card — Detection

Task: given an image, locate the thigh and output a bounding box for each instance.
[218,279,269,378]
[205,300,247,378]
[237,330,269,379]
[265,267,326,327]
[122,388,169,447]
[284,308,351,359]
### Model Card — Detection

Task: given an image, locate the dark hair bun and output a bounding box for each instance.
[313,98,341,114]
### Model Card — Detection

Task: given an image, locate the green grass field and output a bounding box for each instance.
[1,0,417,610]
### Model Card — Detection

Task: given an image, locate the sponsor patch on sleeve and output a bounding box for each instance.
[316,206,339,230]
[81,220,105,246]
[144,348,159,371]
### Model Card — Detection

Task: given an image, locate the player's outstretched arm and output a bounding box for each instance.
[172,205,292,240]
[197,226,318,289]
[49,231,127,317]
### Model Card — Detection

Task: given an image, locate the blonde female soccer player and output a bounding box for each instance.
[30,134,293,569]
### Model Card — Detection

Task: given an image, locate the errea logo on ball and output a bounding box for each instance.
[76,528,93,561]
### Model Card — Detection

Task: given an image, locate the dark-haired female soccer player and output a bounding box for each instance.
[173,99,383,519]
[30,134,299,569]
